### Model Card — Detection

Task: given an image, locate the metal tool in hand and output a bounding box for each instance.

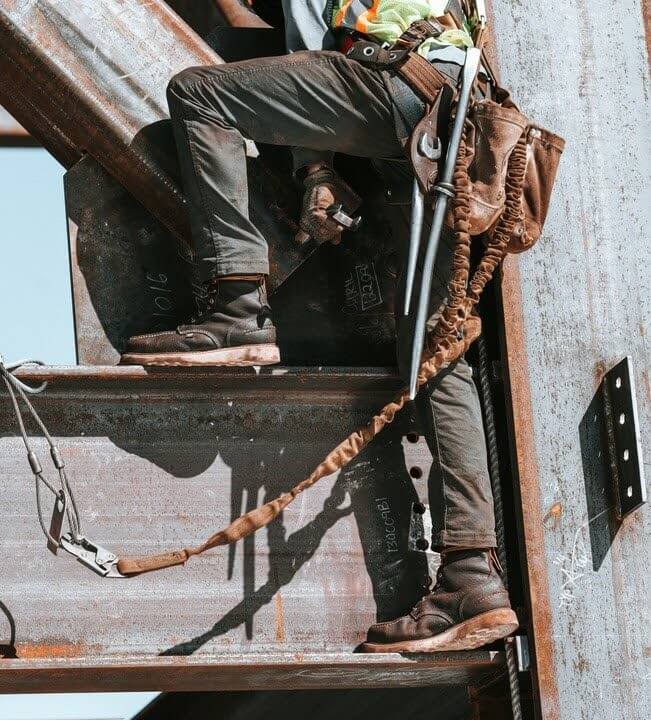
[326,202,362,231]
[406,47,482,400]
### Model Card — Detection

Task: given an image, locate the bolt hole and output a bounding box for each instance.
[627,486,633,498]
[615,377,622,389]
[623,449,630,461]
[413,502,426,515]
[416,538,430,551]
[410,466,423,479]
[619,413,626,425]
[406,431,419,444]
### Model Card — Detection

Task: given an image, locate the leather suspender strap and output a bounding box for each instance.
[397,52,449,105]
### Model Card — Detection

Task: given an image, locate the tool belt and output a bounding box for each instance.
[346,22,564,254]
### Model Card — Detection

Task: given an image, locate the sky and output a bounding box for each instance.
[0,148,74,365]
[0,148,157,719]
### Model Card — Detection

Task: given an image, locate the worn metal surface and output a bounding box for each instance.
[493,1,651,718]
[0,0,315,288]
[0,653,504,694]
[0,368,504,690]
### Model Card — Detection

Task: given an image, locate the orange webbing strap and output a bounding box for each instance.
[116,317,481,576]
[397,52,449,105]
[116,123,528,578]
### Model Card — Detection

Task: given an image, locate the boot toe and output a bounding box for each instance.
[125,330,183,354]
[366,617,419,644]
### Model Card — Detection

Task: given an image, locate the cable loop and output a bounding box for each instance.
[0,355,81,544]
[0,356,48,394]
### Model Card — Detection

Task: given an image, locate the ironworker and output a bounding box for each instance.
[121,1,517,652]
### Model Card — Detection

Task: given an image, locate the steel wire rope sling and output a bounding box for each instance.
[1,3,563,589]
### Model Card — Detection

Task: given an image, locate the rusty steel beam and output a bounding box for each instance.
[0,0,215,248]
[0,652,505,693]
[491,2,650,720]
[0,365,507,691]
[0,0,318,290]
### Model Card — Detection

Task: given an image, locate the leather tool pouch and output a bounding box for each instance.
[464,92,565,252]
[508,124,565,252]
[465,101,528,236]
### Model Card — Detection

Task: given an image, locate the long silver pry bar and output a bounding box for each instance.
[407,47,482,400]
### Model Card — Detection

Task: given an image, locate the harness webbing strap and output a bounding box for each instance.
[397,51,449,105]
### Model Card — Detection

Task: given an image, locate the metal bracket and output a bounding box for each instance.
[600,356,647,518]
[60,533,126,578]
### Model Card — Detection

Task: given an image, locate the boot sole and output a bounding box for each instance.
[359,608,518,653]
[120,343,281,367]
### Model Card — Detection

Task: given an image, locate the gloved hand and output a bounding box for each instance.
[295,164,361,246]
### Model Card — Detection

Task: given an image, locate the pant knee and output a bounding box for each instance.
[167,66,205,104]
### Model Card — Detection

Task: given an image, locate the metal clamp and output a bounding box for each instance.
[60,533,125,578]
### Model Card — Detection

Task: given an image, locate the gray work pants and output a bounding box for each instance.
[167,50,496,549]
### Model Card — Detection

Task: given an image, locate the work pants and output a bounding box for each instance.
[167,50,497,549]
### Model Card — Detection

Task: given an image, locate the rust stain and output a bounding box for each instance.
[593,360,607,390]
[274,591,285,643]
[543,502,563,530]
[16,641,100,659]
[499,256,561,720]
[642,370,650,404]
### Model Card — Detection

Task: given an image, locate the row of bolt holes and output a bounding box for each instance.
[595,376,634,499]
[406,431,430,550]
[405,432,424,480]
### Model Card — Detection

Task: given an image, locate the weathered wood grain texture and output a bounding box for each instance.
[0,370,505,690]
[493,1,650,718]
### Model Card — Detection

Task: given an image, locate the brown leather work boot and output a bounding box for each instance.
[121,275,280,367]
[360,549,518,652]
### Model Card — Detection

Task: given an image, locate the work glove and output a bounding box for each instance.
[295,164,361,246]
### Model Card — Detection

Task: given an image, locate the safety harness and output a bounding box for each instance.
[1,6,564,578]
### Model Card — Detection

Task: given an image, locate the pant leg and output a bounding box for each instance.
[166,51,405,282]
[382,160,496,549]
